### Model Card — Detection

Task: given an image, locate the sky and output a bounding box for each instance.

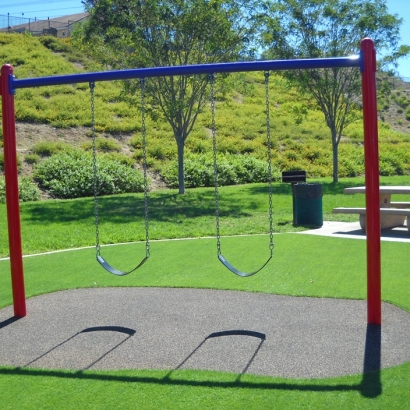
[1,0,410,77]
[0,0,86,20]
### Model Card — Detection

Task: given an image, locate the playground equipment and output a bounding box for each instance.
[209,72,274,277]
[1,38,381,325]
[90,80,150,276]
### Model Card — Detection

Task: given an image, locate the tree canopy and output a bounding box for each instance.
[80,0,257,193]
[260,0,410,182]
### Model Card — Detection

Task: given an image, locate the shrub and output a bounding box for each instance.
[82,137,122,153]
[338,158,364,177]
[405,107,410,121]
[338,145,364,177]
[32,141,72,157]
[24,153,41,165]
[230,154,277,183]
[34,150,145,199]
[130,135,177,163]
[379,151,406,176]
[18,176,41,202]
[103,152,134,167]
[38,36,71,53]
[0,176,41,203]
[161,153,280,189]
[0,153,22,172]
[161,155,214,188]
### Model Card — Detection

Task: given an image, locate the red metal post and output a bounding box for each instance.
[1,64,26,317]
[360,39,381,325]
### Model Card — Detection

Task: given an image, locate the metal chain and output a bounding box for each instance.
[264,71,274,254]
[140,78,150,258]
[91,80,150,260]
[90,81,101,257]
[209,74,221,256]
[212,72,274,257]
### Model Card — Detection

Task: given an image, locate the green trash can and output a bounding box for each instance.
[293,183,323,227]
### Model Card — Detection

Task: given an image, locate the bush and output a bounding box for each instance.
[379,152,405,176]
[0,152,22,172]
[32,141,72,157]
[103,152,135,167]
[161,153,280,189]
[24,153,41,165]
[82,137,122,153]
[34,150,145,199]
[161,155,214,188]
[38,36,71,53]
[0,176,41,203]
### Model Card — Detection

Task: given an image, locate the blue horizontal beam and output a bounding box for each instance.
[10,55,361,92]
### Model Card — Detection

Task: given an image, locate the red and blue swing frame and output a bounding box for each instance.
[1,38,381,325]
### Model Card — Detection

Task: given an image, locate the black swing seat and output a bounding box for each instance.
[218,254,272,278]
[97,254,149,277]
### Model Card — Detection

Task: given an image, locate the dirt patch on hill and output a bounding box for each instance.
[15,123,130,150]
[8,122,168,192]
[380,78,410,134]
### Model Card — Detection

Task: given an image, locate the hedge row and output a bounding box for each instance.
[33,150,145,199]
[0,176,41,203]
[161,153,281,189]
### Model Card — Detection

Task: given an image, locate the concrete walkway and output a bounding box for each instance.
[298,220,410,243]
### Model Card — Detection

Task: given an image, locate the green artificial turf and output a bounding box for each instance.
[1,177,410,408]
[2,175,410,258]
[1,234,410,408]
[0,362,409,409]
[1,234,409,311]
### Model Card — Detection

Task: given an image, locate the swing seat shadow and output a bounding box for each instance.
[1,287,410,399]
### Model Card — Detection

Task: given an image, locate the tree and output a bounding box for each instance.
[260,0,410,182]
[80,0,256,193]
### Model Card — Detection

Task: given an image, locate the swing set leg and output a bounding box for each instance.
[1,64,26,317]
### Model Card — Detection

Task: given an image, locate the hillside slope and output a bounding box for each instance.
[1,34,410,188]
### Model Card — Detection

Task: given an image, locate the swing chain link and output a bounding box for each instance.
[90,81,101,257]
[209,74,221,256]
[264,71,274,254]
[140,78,150,258]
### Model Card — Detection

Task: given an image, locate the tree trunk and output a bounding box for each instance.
[332,138,339,183]
[177,138,185,194]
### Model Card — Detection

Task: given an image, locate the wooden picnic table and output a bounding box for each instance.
[333,186,410,232]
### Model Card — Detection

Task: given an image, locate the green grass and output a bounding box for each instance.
[0,233,410,408]
[1,174,410,408]
[1,364,409,409]
[1,234,410,310]
[1,34,410,407]
[1,32,410,404]
[1,175,409,258]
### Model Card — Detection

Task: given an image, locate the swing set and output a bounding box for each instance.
[1,38,381,325]
[90,72,274,277]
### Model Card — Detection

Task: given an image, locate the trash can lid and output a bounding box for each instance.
[293,183,323,198]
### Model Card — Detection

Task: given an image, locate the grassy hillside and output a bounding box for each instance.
[1,33,410,192]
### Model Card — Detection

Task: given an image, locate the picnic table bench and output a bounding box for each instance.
[332,186,410,232]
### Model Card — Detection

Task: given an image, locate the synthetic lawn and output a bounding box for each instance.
[1,176,410,408]
[1,364,410,410]
[1,234,410,311]
[1,234,410,409]
[1,175,410,258]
